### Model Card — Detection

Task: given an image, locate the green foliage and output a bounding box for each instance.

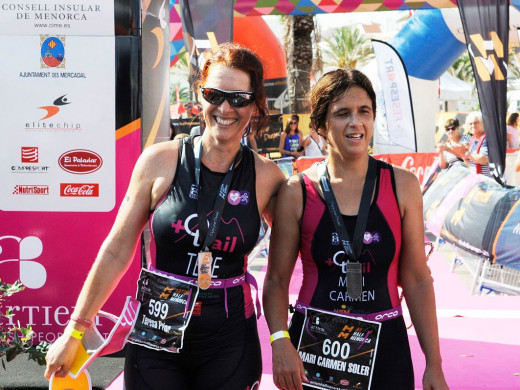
[322,26,374,69]
[447,51,474,83]
[170,83,191,103]
[0,279,49,368]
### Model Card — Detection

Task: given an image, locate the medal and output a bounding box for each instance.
[346,262,363,299]
[197,251,213,290]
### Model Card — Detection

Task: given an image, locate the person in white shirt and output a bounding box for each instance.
[302,125,326,157]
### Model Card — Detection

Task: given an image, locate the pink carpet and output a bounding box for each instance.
[257,249,520,389]
[109,248,520,389]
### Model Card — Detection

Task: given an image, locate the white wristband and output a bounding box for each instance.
[270,330,290,344]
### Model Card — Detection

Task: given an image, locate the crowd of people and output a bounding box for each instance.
[44,42,470,390]
[436,111,520,181]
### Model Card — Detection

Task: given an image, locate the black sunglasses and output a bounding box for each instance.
[200,86,255,108]
[445,126,456,131]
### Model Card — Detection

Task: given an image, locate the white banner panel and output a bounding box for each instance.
[0,1,114,36]
[0,35,115,212]
[372,39,417,152]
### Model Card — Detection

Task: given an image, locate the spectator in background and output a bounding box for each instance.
[242,133,258,152]
[302,123,327,157]
[458,111,492,178]
[278,114,303,158]
[437,118,470,169]
[506,112,519,149]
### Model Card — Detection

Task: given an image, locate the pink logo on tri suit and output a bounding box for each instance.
[227,190,250,205]
[240,191,250,205]
[363,231,381,244]
[228,190,241,205]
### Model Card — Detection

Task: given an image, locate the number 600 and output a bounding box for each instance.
[322,339,350,359]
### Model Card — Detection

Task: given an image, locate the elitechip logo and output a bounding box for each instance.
[60,183,99,197]
[21,147,38,163]
[39,95,70,120]
[58,149,103,174]
[41,35,65,68]
[12,185,49,195]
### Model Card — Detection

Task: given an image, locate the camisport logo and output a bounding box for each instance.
[21,147,38,163]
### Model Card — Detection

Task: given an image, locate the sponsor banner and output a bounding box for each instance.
[0,35,115,211]
[372,39,417,152]
[422,165,471,232]
[373,152,437,185]
[179,0,234,83]
[293,153,437,186]
[0,0,141,346]
[425,165,484,237]
[424,164,520,264]
[0,128,142,344]
[457,0,509,182]
[297,308,381,390]
[492,199,520,270]
[441,177,505,257]
[0,1,114,36]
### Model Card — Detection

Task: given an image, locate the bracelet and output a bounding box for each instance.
[270,330,290,344]
[70,315,93,328]
[65,325,84,340]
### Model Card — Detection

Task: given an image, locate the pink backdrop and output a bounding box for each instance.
[0,125,142,343]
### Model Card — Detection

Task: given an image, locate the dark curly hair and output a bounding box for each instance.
[309,68,376,138]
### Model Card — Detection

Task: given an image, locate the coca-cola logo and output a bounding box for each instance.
[58,149,102,174]
[60,183,99,197]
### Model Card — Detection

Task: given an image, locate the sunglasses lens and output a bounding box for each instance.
[201,87,254,108]
[228,93,253,108]
[202,88,225,105]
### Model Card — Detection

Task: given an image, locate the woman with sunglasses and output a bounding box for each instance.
[279,114,303,158]
[437,118,470,169]
[263,68,448,390]
[45,42,285,390]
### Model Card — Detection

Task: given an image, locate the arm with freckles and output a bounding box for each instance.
[44,142,179,380]
[394,168,449,390]
[263,176,308,390]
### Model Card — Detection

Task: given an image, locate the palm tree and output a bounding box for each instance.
[447,51,474,83]
[170,48,191,103]
[322,26,374,69]
[283,15,317,113]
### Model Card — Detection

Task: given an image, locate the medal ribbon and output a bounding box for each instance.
[317,157,377,298]
[193,137,243,251]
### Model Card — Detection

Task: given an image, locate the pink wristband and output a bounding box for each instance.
[70,315,93,328]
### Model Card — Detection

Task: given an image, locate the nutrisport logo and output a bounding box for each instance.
[0,236,47,289]
[40,35,65,69]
